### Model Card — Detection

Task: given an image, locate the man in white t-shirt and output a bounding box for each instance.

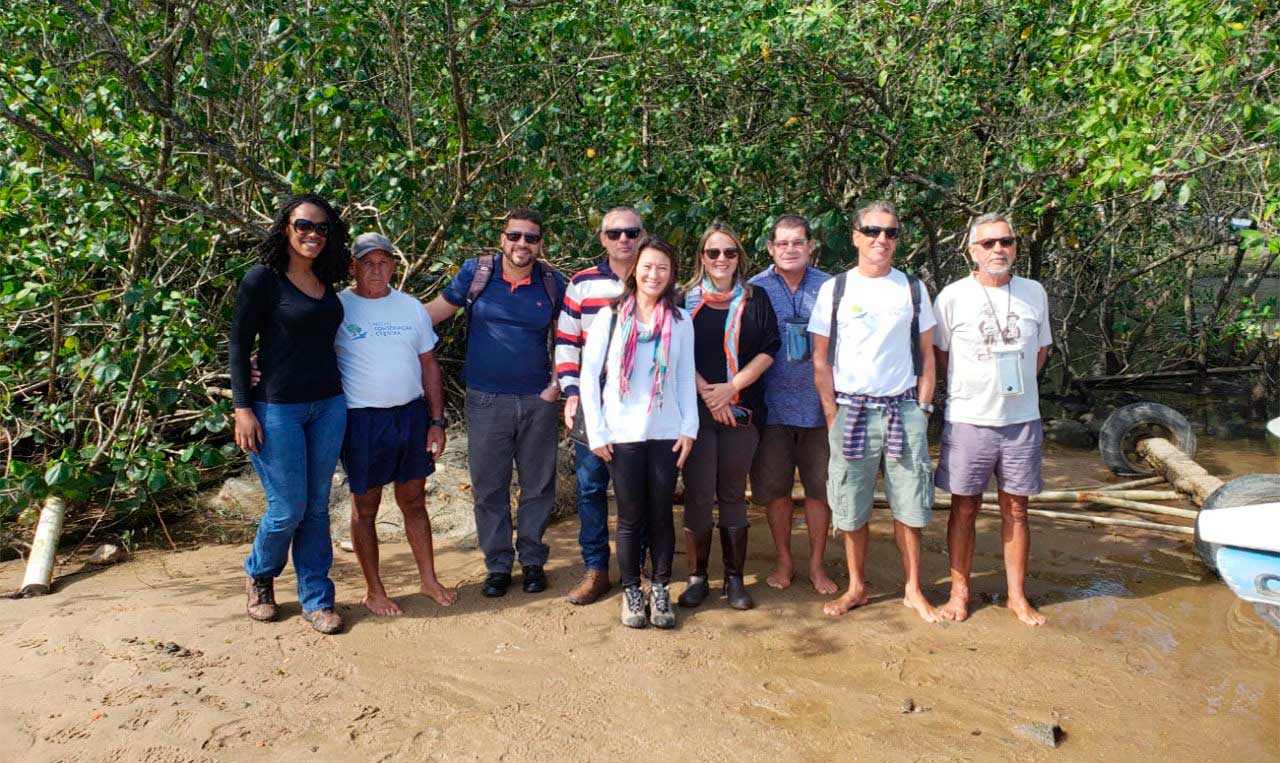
[336,233,457,617]
[932,213,1052,626]
[809,200,942,624]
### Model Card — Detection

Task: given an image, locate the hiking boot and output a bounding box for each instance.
[721,526,755,610]
[302,607,343,635]
[677,528,713,608]
[649,583,676,630]
[567,568,611,605]
[245,576,278,622]
[620,585,648,629]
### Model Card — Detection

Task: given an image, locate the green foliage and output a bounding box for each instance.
[0,0,1276,522]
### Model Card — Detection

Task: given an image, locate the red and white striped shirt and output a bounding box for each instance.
[555,258,624,397]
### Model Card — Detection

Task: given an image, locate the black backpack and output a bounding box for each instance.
[826,271,923,375]
[464,253,563,326]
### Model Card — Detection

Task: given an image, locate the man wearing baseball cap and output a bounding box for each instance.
[336,232,457,615]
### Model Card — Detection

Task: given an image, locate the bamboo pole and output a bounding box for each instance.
[977,504,1193,535]
[868,491,1196,520]
[1096,476,1167,492]
[20,496,67,596]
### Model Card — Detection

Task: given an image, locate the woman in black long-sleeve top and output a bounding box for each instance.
[679,222,780,611]
[230,194,349,635]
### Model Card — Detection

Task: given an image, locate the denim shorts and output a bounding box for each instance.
[935,420,1044,497]
[341,397,434,495]
[826,401,933,531]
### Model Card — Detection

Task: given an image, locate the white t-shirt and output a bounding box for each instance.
[933,275,1052,426]
[808,268,936,397]
[335,288,438,409]
[579,306,699,449]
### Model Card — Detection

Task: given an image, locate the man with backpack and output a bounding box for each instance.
[808,200,943,624]
[427,208,566,598]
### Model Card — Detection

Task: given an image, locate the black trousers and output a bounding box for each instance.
[607,440,679,588]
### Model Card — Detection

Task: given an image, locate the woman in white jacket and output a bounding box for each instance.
[580,237,698,629]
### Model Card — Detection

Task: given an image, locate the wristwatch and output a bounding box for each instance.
[429,417,449,429]
[919,402,935,414]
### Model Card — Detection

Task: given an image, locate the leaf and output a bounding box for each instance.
[1176,182,1192,205]
[93,363,122,386]
[44,461,72,486]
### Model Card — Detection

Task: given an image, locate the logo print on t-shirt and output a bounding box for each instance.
[975,304,1022,361]
[344,322,368,341]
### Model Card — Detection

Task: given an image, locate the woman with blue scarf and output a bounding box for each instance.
[679,222,780,610]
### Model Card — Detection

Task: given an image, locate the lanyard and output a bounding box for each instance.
[773,268,807,318]
[977,274,1014,345]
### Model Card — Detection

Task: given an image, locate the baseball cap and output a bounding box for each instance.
[351,232,394,259]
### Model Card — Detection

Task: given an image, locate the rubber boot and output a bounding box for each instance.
[677,528,713,608]
[721,526,755,610]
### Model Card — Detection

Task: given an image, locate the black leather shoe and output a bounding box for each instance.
[522,565,548,593]
[482,572,512,598]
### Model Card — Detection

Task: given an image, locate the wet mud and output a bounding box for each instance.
[1,444,1277,762]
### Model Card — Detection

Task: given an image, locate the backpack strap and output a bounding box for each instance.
[826,271,847,366]
[465,253,497,316]
[540,262,563,327]
[906,273,922,377]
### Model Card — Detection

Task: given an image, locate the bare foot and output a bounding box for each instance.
[420,580,458,607]
[902,590,943,624]
[1007,596,1046,626]
[822,585,868,616]
[938,593,970,622]
[363,591,403,617]
[808,564,839,595]
[766,561,794,590]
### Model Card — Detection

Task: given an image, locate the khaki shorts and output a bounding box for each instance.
[749,425,830,505]
[827,401,933,531]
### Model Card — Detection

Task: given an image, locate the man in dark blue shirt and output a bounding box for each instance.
[427,208,566,597]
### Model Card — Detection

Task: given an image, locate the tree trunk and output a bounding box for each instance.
[1136,437,1224,506]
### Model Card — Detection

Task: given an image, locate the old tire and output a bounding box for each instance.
[1098,402,1196,477]
[1194,474,1280,573]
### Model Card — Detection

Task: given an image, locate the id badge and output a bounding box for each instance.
[995,350,1024,396]
[783,318,812,362]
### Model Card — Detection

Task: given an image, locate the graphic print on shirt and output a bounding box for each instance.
[344,322,368,341]
[974,304,1023,361]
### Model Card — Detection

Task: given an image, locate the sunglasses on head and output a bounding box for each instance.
[504,231,543,244]
[603,227,643,241]
[704,247,739,260]
[858,225,899,240]
[291,219,331,237]
[975,236,1017,250]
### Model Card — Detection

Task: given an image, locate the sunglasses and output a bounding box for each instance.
[291,219,331,237]
[703,247,740,260]
[858,225,899,240]
[603,227,643,241]
[504,231,543,244]
[975,236,1017,250]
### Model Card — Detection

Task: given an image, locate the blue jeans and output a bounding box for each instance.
[574,442,611,570]
[244,394,347,613]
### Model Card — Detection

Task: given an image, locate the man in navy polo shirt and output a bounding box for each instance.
[427,208,566,598]
[747,214,839,596]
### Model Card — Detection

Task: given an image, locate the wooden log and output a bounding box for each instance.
[1096,476,1167,492]
[1136,437,1225,506]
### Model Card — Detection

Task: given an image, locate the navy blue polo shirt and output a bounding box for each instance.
[443,256,566,395]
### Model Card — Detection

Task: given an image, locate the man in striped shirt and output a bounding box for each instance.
[557,207,645,605]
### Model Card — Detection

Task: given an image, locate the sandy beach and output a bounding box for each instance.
[2,445,1277,762]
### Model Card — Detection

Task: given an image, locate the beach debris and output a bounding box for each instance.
[20,496,67,596]
[898,698,931,714]
[338,540,355,553]
[87,544,127,566]
[1016,721,1063,748]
